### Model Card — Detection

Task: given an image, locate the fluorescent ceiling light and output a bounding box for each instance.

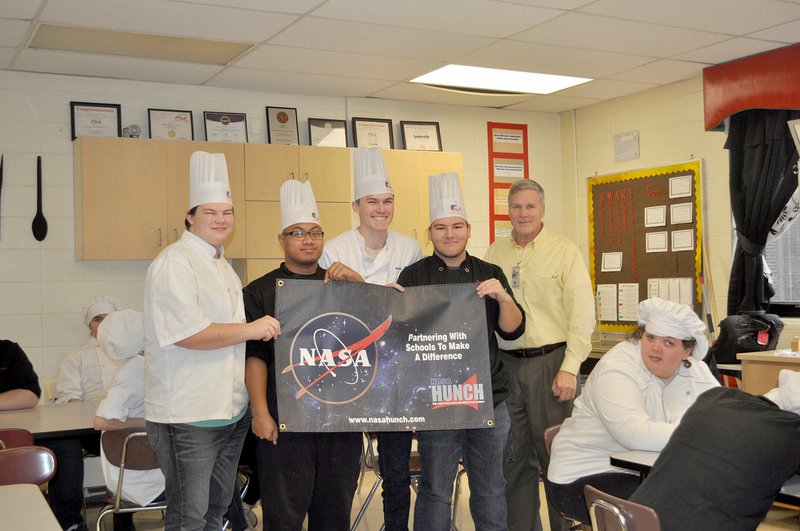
[29,24,252,65]
[411,64,591,95]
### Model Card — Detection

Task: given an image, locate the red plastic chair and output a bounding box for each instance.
[0,427,34,450]
[0,446,57,485]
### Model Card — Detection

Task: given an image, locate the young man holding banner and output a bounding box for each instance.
[243,179,364,530]
[320,148,423,531]
[397,172,525,531]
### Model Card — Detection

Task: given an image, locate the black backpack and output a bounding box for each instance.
[710,311,784,364]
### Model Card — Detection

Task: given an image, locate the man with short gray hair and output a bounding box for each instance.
[485,179,595,531]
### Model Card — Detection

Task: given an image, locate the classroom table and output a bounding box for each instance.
[610,450,800,506]
[737,350,800,395]
[0,400,99,440]
[0,483,62,530]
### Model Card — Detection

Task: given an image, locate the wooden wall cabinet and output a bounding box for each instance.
[74,137,246,260]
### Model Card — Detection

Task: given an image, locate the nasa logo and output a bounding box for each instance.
[283,313,391,404]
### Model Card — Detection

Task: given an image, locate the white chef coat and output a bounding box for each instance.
[320,229,422,285]
[96,356,165,505]
[144,230,247,423]
[548,340,719,484]
[55,338,125,403]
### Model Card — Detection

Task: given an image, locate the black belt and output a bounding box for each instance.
[506,342,566,359]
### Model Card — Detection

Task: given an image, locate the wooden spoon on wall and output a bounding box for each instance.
[32,155,48,241]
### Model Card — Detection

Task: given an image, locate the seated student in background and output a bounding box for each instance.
[0,340,87,530]
[0,339,41,410]
[56,295,125,403]
[547,298,719,524]
[94,310,165,531]
[630,370,800,531]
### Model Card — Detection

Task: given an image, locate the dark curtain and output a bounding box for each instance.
[726,109,800,314]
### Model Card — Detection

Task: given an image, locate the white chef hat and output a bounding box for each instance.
[638,297,708,360]
[83,295,123,327]
[188,151,232,209]
[280,179,320,231]
[763,369,800,415]
[428,172,467,223]
[354,148,393,200]
[97,309,144,360]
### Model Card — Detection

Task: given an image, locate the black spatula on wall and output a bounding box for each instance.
[32,155,48,241]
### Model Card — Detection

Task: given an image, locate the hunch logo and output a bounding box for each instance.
[431,374,485,411]
[283,313,391,404]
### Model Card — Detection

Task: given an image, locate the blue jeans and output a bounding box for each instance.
[146,409,250,531]
[414,401,510,531]
[377,431,414,531]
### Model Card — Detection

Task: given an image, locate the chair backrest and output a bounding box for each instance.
[0,446,57,486]
[584,485,661,531]
[0,428,34,450]
[101,428,159,471]
[543,423,561,459]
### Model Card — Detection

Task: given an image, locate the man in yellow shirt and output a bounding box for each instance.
[485,179,595,531]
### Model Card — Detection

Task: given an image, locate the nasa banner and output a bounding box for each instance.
[274,279,494,432]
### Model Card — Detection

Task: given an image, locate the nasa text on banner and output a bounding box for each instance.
[274,280,493,432]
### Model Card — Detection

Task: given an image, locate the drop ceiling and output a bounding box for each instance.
[2,0,800,113]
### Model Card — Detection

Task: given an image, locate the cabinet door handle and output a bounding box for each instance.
[290,172,295,180]
[158,228,162,247]
[413,229,417,240]
[303,172,309,182]
[174,228,178,242]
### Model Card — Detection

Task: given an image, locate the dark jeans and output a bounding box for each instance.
[257,431,362,531]
[377,431,414,531]
[546,472,641,525]
[41,437,86,530]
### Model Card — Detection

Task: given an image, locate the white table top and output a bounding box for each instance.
[0,483,61,530]
[0,400,99,440]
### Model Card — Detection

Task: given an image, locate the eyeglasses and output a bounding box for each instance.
[281,229,324,240]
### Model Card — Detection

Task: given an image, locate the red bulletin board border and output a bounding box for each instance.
[487,122,528,244]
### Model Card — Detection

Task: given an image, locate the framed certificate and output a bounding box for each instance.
[266,106,299,145]
[352,117,394,149]
[70,101,122,140]
[148,108,194,140]
[203,111,248,143]
[400,121,442,151]
[308,118,347,147]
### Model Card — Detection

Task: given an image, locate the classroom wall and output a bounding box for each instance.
[0,70,562,385]
[560,74,800,348]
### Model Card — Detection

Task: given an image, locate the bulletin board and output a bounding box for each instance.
[588,161,703,332]
[487,122,528,243]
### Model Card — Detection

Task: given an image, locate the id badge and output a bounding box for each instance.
[511,266,521,288]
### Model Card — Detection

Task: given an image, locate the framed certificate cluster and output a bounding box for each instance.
[352,117,394,149]
[203,111,248,143]
[70,101,122,140]
[148,108,194,140]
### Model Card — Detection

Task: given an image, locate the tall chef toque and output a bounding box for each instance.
[429,172,467,223]
[280,179,320,230]
[83,295,123,327]
[638,297,708,360]
[353,148,393,200]
[188,151,232,209]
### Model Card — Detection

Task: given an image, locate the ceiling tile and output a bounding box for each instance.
[458,39,654,78]
[502,0,595,8]
[1,0,43,19]
[14,49,223,84]
[370,82,534,108]
[0,18,29,47]
[175,0,325,14]
[269,17,495,61]
[312,0,565,38]
[749,18,800,42]
[556,79,656,99]
[609,59,710,84]
[579,0,800,35]
[208,67,396,97]
[0,47,15,68]
[505,94,601,113]
[514,12,729,57]
[39,0,298,42]
[234,44,442,81]
[673,38,787,64]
